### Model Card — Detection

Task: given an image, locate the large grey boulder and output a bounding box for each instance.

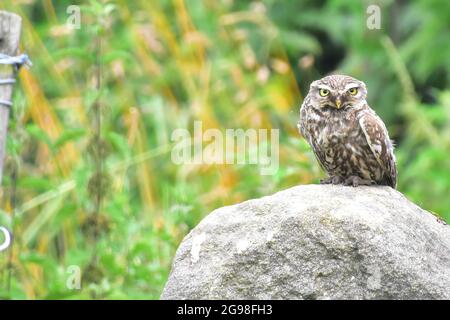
[161,185,450,300]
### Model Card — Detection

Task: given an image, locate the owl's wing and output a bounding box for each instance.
[298,102,329,173]
[359,112,397,188]
[298,101,309,139]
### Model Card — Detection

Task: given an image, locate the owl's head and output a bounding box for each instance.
[309,75,367,110]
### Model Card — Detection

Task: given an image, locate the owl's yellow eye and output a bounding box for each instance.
[348,87,358,95]
[319,89,329,97]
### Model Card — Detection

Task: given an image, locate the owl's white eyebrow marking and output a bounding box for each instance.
[316,84,333,91]
[344,83,360,91]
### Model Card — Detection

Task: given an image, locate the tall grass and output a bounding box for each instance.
[0,0,311,299]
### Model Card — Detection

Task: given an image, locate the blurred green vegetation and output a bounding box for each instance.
[0,0,449,299]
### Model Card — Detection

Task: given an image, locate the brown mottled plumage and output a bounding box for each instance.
[298,75,397,188]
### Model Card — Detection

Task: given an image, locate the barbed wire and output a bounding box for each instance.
[0,53,32,70]
[0,52,32,107]
[0,226,11,252]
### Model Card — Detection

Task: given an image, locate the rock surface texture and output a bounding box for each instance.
[161,185,450,299]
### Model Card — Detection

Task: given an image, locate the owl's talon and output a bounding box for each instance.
[344,176,374,187]
[331,176,344,185]
[320,176,343,185]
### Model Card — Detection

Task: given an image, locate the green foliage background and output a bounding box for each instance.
[0,0,449,299]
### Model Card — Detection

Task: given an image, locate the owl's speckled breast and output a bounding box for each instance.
[304,106,383,181]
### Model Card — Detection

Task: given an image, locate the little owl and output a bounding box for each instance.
[298,75,397,188]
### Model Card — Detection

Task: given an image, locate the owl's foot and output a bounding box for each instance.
[344,176,375,187]
[320,176,344,185]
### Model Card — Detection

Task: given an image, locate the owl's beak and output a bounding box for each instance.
[335,99,342,109]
